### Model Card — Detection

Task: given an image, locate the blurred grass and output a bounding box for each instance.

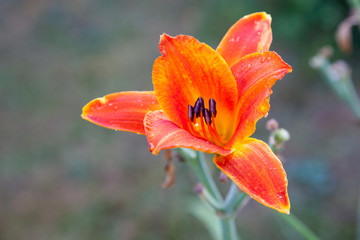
[1,0,360,239]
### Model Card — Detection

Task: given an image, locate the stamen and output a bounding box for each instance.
[204,109,212,125]
[208,126,222,146]
[188,105,194,122]
[187,119,198,136]
[198,112,209,139]
[209,116,223,144]
[187,96,223,146]
[198,97,205,116]
[209,98,217,117]
[194,99,201,118]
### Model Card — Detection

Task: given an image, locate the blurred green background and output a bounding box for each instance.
[1,0,360,239]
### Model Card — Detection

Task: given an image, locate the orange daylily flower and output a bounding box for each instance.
[82,12,292,214]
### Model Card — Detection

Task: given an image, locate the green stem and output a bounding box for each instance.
[346,0,360,24]
[343,77,360,119]
[225,182,249,215]
[219,217,239,240]
[177,148,223,201]
[276,213,320,240]
[357,188,360,240]
[177,148,241,240]
[200,186,225,211]
[318,60,360,120]
[348,0,360,12]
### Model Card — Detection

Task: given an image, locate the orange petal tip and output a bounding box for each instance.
[81,91,160,134]
[214,138,290,214]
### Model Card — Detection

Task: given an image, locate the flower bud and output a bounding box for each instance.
[335,10,359,54]
[194,183,204,195]
[219,172,228,183]
[266,118,279,131]
[328,60,351,81]
[274,128,290,144]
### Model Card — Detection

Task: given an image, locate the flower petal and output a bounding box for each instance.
[82,91,160,135]
[214,138,290,214]
[144,110,233,155]
[216,12,272,67]
[152,34,238,139]
[227,52,292,145]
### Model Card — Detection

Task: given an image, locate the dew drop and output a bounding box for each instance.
[99,96,107,104]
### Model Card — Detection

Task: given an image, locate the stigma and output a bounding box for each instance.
[187,97,223,145]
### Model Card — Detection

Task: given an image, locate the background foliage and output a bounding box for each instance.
[1,0,359,239]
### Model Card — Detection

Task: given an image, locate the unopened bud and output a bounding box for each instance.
[336,10,359,54]
[274,128,290,143]
[219,172,228,183]
[309,56,325,69]
[328,60,351,81]
[266,118,279,131]
[194,183,204,195]
[319,45,333,58]
[309,46,333,69]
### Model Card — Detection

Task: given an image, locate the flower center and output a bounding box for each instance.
[187,97,224,146]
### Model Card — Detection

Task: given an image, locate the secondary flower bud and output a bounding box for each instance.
[219,172,228,183]
[274,128,290,144]
[194,183,204,195]
[266,118,279,131]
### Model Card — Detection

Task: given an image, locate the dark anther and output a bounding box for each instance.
[209,98,217,117]
[188,105,194,122]
[198,97,205,116]
[194,100,201,118]
[194,97,205,118]
[204,109,212,125]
